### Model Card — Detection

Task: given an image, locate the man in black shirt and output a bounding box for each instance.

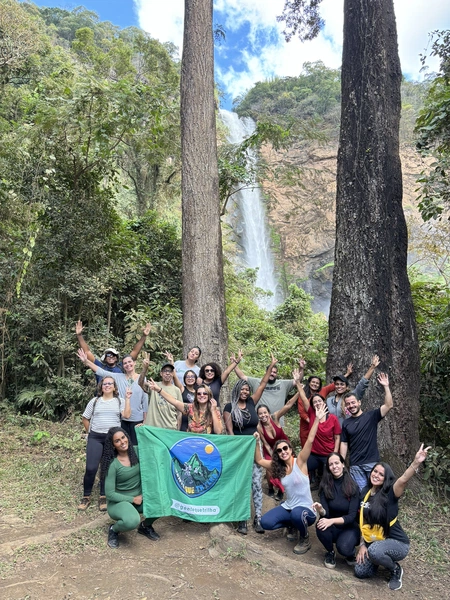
[340,373,393,490]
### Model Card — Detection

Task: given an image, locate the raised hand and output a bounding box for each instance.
[77,348,88,363]
[345,362,353,376]
[298,357,306,370]
[142,352,150,368]
[143,323,151,336]
[210,397,217,408]
[414,443,431,465]
[315,405,328,420]
[293,368,302,382]
[377,372,389,387]
[270,353,278,367]
[371,355,380,368]
[125,388,132,400]
[147,378,159,391]
[163,350,174,364]
[75,320,84,335]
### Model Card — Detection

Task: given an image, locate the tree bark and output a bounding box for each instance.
[327,0,420,461]
[180,0,228,364]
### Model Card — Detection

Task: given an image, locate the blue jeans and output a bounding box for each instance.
[260,505,316,537]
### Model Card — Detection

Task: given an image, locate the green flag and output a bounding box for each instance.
[136,426,256,522]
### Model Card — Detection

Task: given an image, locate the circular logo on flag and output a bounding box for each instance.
[170,437,222,497]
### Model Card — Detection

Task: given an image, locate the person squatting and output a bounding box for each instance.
[75,322,429,592]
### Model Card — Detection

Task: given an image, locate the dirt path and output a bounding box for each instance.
[0,496,447,600]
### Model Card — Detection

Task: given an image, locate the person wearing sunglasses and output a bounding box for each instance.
[254,404,327,554]
[144,381,225,434]
[197,350,243,407]
[78,376,131,512]
[75,320,151,384]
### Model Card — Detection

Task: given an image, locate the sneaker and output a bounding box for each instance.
[267,488,275,498]
[324,550,336,569]
[138,522,160,541]
[293,533,311,555]
[286,526,298,542]
[237,520,248,535]
[78,496,91,510]
[345,555,357,566]
[253,516,265,534]
[388,562,403,591]
[98,496,107,512]
[107,525,119,549]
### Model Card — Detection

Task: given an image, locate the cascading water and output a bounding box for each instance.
[220,109,283,311]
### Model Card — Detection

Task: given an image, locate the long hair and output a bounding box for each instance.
[193,385,213,423]
[95,376,119,398]
[271,438,294,481]
[100,427,139,482]
[363,462,396,536]
[319,452,358,500]
[187,346,202,362]
[229,379,253,430]
[303,375,323,399]
[199,362,222,382]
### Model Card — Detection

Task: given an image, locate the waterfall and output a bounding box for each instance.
[220,109,283,311]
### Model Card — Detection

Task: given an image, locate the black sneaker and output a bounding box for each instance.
[253,516,265,534]
[274,489,284,501]
[138,522,160,541]
[267,488,275,497]
[345,555,357,566]
[388,562,403,591]
[107,525,119,549]
[324,550,336,569]
[237,520,248,535]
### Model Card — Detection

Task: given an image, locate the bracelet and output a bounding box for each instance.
[158,387,162,394]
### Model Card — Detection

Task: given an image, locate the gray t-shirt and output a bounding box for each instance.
[247,377,294,426]
[174,360,200,381]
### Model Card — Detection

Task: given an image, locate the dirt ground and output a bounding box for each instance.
[0,492,447,600]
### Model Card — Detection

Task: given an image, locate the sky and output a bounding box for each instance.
[32,0,450,109]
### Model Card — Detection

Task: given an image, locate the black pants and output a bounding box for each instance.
[121,420,143,445]
[83,430,107,496]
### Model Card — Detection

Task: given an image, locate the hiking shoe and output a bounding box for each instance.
[253,516,265,534]
[107,525,119,549]
[267,488,275,497]
[324,550,336,569]
[286,526,298,542]
[237,520,248,535]
[345,555,357,566]
[78,496,91,510]
[388,562,403,591]
[138,522,160,541]
[293,534,311,555]
[98,496,107,512]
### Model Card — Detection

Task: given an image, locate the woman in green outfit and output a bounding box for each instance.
[100,427,159,548]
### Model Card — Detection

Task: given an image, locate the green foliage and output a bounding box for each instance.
[415,30,450,221]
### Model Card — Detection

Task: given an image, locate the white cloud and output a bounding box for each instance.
[135,0,450,101]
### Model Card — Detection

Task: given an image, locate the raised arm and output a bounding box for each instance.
[273,390,300,423]
[210,398,226,434]
[253,432,272,470]
[378,372,393,417]
[295,357,305,386]
[138,354,150,393]
[122,388,132,419]
[147,378,184,412]
[77,348,99,372]
[363,355,380,380]
[293,368,309,412]
[75,321,95,363]
[250,354,278,403]
[393,444,431,498]
[163,351,184,392]
[129,323,151,360]
[232,349,247,381]
[298,405,327,467]
[221,349,243,383]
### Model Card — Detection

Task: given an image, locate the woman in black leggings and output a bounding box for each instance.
[79,375,131,511]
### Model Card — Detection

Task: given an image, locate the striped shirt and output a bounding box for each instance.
[82,396,124,433]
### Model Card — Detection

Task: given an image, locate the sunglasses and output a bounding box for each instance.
[105,353,117,358]
[204,368,215,373]
[276,445,290,454]
[197,391,209,396]
[102,382,114,386]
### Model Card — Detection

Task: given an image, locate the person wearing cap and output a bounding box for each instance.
[138,355,182,430]
[326,356,380,425]
[77,350,148,446]
[75,320,151,384]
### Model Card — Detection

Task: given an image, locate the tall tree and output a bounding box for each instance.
[280,0,420,461]
[180,0,228,363]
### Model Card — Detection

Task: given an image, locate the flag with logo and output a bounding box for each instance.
[136,426,255,522]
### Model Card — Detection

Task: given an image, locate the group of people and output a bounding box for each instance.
[75,322,429,592]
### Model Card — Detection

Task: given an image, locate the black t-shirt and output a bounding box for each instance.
[341,408,383,466]
[319,476,359,527]
[360,486,409,544]
[180,388,195,432]
[223,398,258,435]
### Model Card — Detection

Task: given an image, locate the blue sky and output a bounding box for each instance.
[31,1,450,109]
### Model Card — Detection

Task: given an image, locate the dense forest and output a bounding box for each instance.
[0,2,449,490]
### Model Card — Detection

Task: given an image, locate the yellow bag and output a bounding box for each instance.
[359,490,397,543]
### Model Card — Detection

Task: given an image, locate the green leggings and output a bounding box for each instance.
[108,501,156,533]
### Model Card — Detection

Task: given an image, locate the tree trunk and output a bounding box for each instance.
[327,0,420,462]
[180,0,228,364]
